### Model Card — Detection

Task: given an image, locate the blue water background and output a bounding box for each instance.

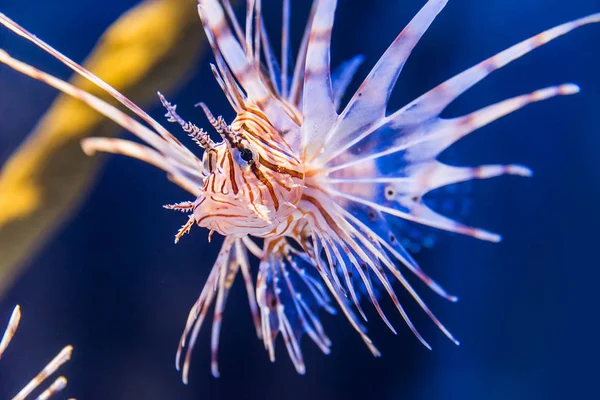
[1,0,599,399]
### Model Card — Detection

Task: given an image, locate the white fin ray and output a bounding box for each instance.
[339,203,457,302]
[0,305,20,359]
[210,63,245,112]
[329,188,501,242]
[318,0,448,163]
[289,0,319,106]
[301,189,461,350]
[330,198,458,347]
[0,48,205,196]
[319,12,600,165]
[396,13,600,126]
[236,239,263,340]
[259,21,283,96]
[82,138,203,197]
[331,55,365,110]
[209,244,241,378]
[197,0,299,136]
[222,0,245,44]
[0,13,198,166]
[255,238,336,374]
[324,84,580,175]
[319,230,369,321]
[177,237,260,382]
[281,0,291,98]
[13,346,73,400]
[412,84,581,160]
[320,82,581,245]
[3,306,74,400]
[301,0,338,160]
[300,200,381,356]
[0,49,194,167]
[320,228,396,332]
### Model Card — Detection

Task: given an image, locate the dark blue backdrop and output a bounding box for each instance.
[1,0,599,399]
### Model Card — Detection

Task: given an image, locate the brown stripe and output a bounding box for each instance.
[210,14,229,38]
[240,172,255,205]
[209,196,238,208]
[219,150,227,168]
[251,164,279,210]
[302,195,344,238]
[236,115,297,154]
[219,178,227,194]
[259,155,304,179]
[239,121,285,151]
[196,213,246,225]
[210,173,217,193]
[226,151,239,195]
[208,152,215,173]
[309,27,332,43]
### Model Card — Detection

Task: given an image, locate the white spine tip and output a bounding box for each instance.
[522,168,534,178]
[12,304,21,319]
[448,295,459,303]
[508,165,534,177]
[491,234,503,243]
[559,83,581,95]
[476,231,502,243]
[80,141,96,156]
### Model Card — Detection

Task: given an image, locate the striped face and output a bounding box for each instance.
[193,111,305,238]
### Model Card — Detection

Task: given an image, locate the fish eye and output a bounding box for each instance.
[234,146,255,166]
[240,148,253,162]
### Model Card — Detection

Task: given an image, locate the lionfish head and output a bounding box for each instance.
[192,106,305,238]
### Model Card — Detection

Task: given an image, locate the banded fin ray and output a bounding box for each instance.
[0,45,204,197]
[177,237,261,382]
[197,0,300,136]
[300,189,459,351]
[318,0,448,162]
[301,0,338,159]
[289,0,319,107]
[319,10,600,243]
[342,202,457,302]
[324,84,579,242]
[319,11,600,165]
[331,55,365,111]
[256,237,336,374]
[0,13,199,168]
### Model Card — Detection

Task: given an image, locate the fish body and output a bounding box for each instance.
[0,0,598,382]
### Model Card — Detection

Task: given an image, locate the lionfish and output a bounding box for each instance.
[1,306,74,399]
[0,0,598,382]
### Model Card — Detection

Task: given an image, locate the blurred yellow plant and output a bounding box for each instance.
[0,0,218,295]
